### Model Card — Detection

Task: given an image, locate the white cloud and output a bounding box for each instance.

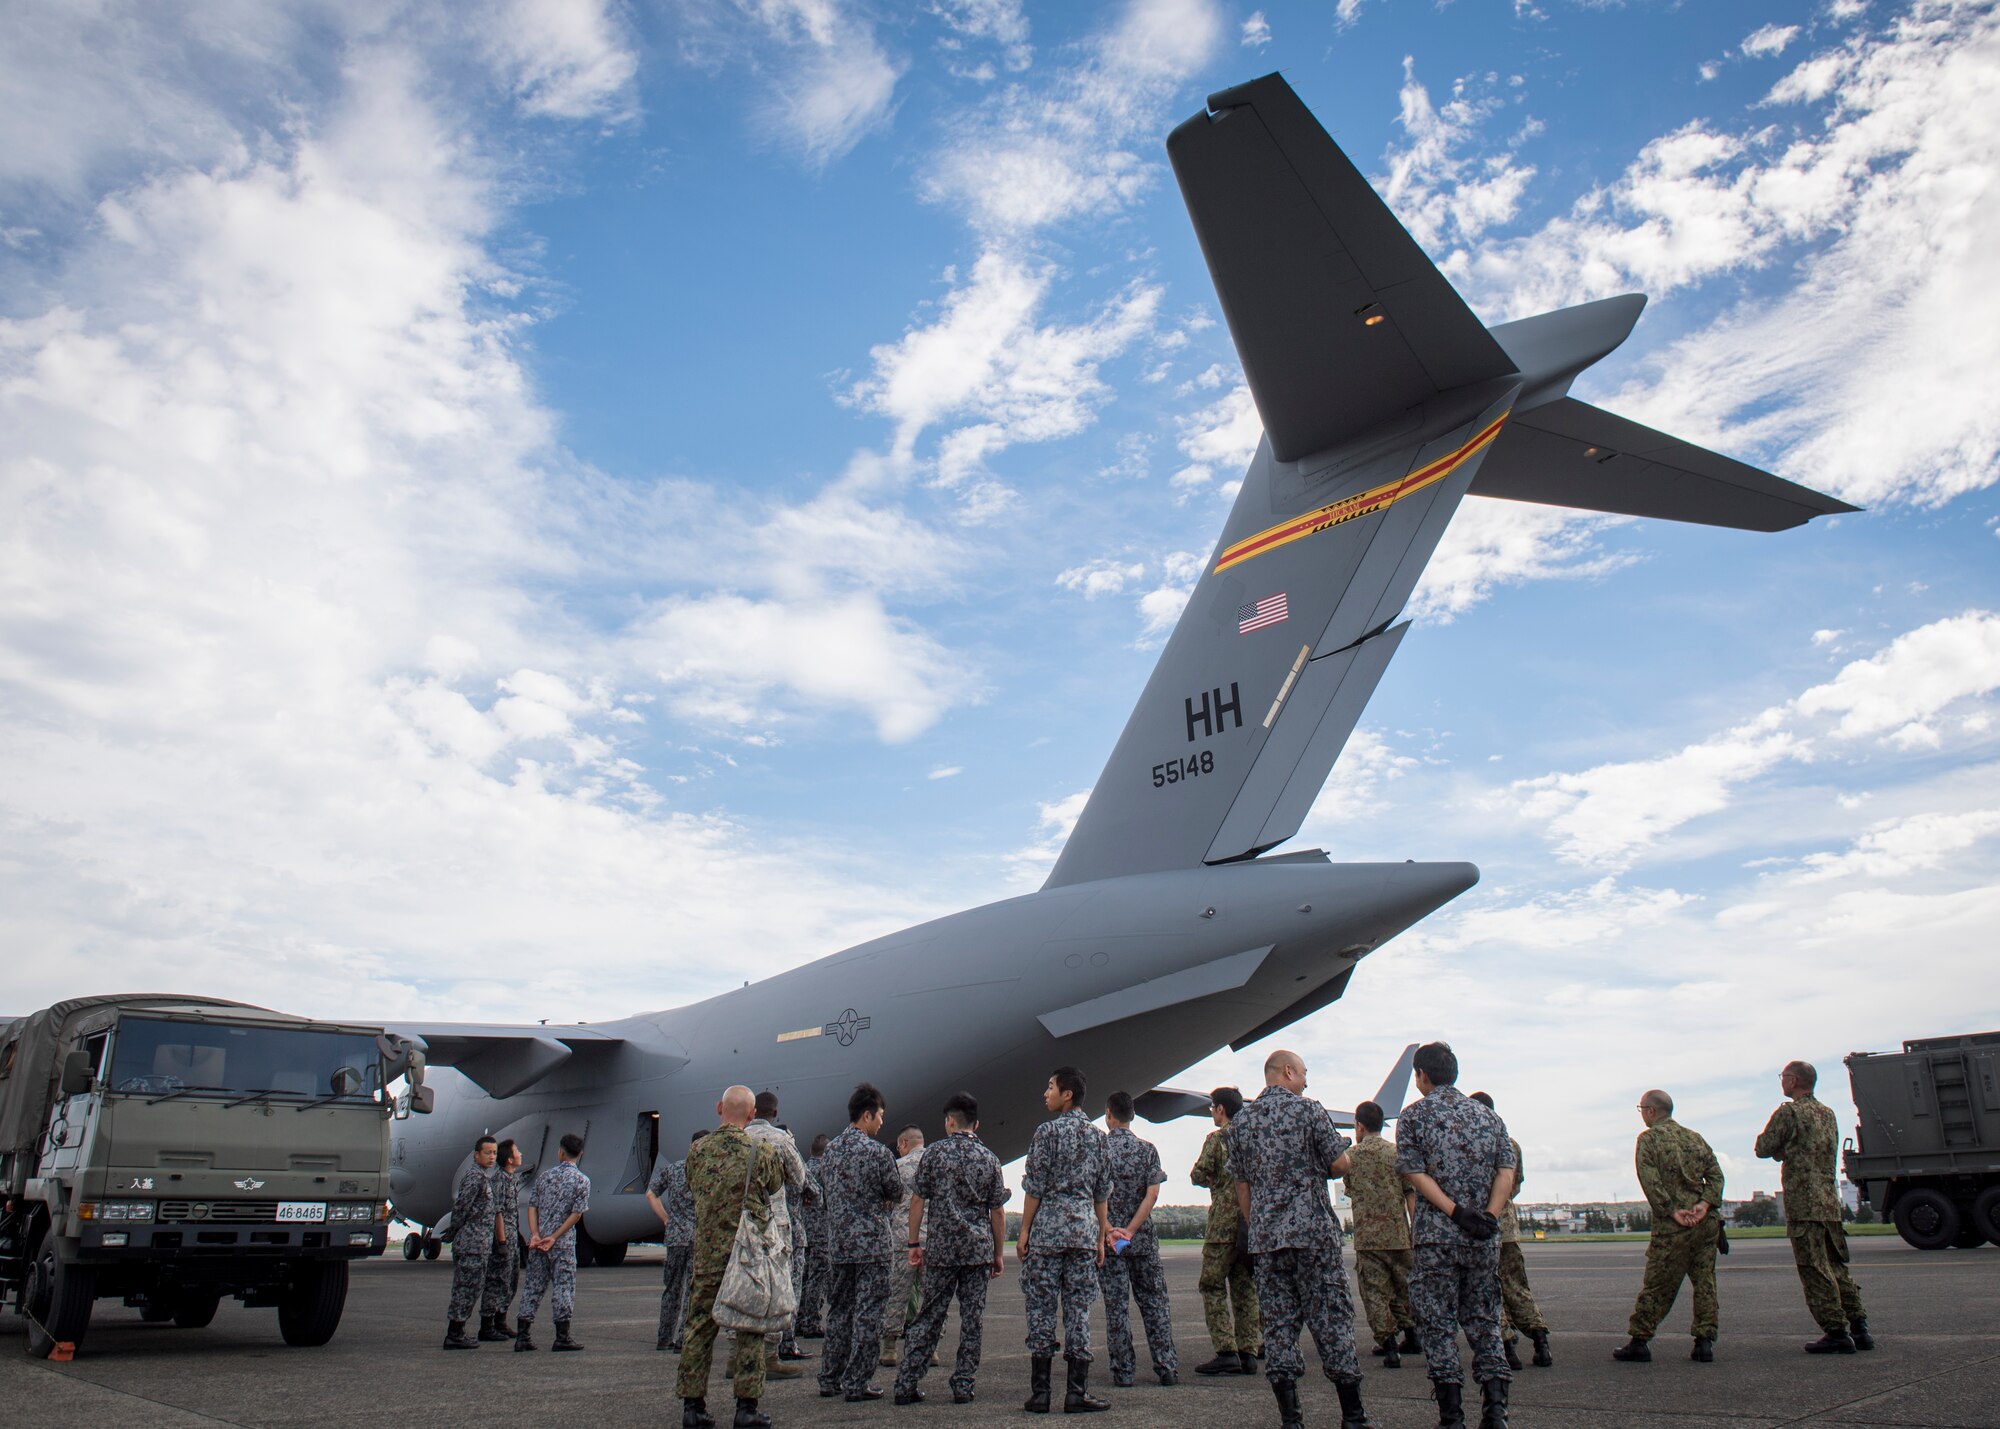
[1742,22,1803,57]
[1135,550,1206,641]
[484,0,640,121]
[1241,11,1272,47]
[928,764,963,779]
[1056,558,1148,599]
[727,0,904,167]
[1003,788,1090,883]
[1795,807,2000,882]
[1793,610,2000,740]
[1380,60,1540,252]
[1412,501,1632,620]
[930,0,1033,73]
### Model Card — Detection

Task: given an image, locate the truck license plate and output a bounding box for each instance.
[276,1201,326,1223]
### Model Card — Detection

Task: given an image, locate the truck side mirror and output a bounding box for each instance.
[59,1049,95,1098]
[408,1085,435,1115]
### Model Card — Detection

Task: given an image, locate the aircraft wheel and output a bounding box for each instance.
[173,1290,221,1329]
[422,1236,442,1261]
[592,1239,628,1268]
[139,1305,175,1323]
[574,1229,598,1269]
[1892,1187,1960,1250]
[277,1262,349,1347]
[403,1232,423,1261]
[24,1241,95,1359]
[1971,1186,2000,1246]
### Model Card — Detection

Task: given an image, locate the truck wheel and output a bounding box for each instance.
[402,1232,423,1261]
[1892,1187,1961,1250]
[24,1243,96,1359]
[422,1236,441,1261]
[173,1291,221,1329]
[592,1239,628,1268]
[1973,1186,2000,1246]
[277,1262,349,1347]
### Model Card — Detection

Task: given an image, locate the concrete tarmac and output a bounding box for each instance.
[5,1238,1996,1427]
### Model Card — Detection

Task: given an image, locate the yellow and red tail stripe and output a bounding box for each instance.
[1214,412,1511,575]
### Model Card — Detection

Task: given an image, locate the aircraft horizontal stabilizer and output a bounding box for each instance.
[1469,397,1858,531]
[393,1023,626,1100]
[1134,1087,1216,1123]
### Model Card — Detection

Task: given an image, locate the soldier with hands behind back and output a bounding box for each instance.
[891,1093,1009,1407]
[796,1133,831,1337]
[679,1086,786,1429]
[1228,1049,1374,1429]
[1099,1090,1180,1387]
[1017,1065,1113,1415]
[1612,1090,1724,1364]
[1468,1092,1551,1370]
[441,1135,497,1350]
[1191,1086,1261,1377]
[650,1129,706,1351]
[817,1083,905,1403]
[1342,1101,1418,1368]
[1757,1060,1873,1354]
[1397,1043,1514,1429]
[516,1132,591,1354]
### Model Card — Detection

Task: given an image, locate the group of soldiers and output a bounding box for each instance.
[432,1046,1875,1429]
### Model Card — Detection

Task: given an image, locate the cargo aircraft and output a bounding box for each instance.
[384,74,1852,1260]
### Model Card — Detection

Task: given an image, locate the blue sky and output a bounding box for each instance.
[3,0,1997,1202]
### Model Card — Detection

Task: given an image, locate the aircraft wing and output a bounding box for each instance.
[387,1022,625,1100]
[1469,397,1860,531]
[1167,72,1517,463]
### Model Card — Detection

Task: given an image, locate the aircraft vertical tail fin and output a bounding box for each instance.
[1372,1043,1418,1119]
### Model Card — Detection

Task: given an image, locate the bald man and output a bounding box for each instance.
[1614,1090,1724,1364]
[679,1086,787,1429]
[1228,1049,1373,1429]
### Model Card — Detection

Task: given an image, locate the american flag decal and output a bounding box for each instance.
[1238,592,1288,634]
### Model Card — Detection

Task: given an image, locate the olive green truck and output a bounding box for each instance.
[1,995,430,1358]
[1843,1030,2000,1251]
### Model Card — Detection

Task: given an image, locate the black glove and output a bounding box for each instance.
[1450,1204,1499,1240]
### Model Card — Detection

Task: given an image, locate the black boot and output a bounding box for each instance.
[442,1319,479,1349]
[1237,1345,1262,1374]
[1478,1378,1509,1429]
[733,1398,771,1429]
[1335,1377,1374,1429]
[1399,1328,1423,1355]
[477,1314,510,1343]
[894,1385,925,1405]
[682,1399,714,1429]
[1529,1328,1552,1367]
[1691,1337,1714,1362]
[1378,1335,1401,1369]
[1610,1336,1650,1362]
[1805,1328,1856,1354]
[1433,1381,1466,1429]
[1062,1356,1108,1413]
[552,1319,583,1351]
[1502,1338,1522,1371]
[1850,1318,1874,1351]
[1272,1377,1304,1429]
[1025,1355,1053,1414]
[513,1317,536,1351]
[1196,1351,1242,1375]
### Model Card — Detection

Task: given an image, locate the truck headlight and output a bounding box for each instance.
[348,1232,374,1247]
[90,1202,155,1222]
[102,1232,129,1247]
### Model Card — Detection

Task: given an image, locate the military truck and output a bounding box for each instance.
[1843,1031,2000,1251]
[0,994,431,1357]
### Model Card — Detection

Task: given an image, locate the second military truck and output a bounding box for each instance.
[1843,1030,2000,1251]
[0,994,430,1357]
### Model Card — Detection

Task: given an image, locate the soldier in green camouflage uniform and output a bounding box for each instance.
[679,1087,786,1429]
[1470,1092,1550,1370]
[1341,1100,1416,1367]
[1612,1090,1723,1363]
[1756,1060,1873,1354]
[1190,1087,1260,1375]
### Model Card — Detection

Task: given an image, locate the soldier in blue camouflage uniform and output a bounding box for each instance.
[817,1083,904,1403]
[1397,1043,1514,1429]
[442,1135,497,1349]
[515,1132,591,1353]
[1756,1060,1873,1354]
[796,1133,831,1337]
[1470,1092,1551,1370]
[1018,1065,1112,1414]
[649,1129,706,1351]
[892,1093,1010,1406]
[679,1087,786,1429]
[479,1138,523,1341]
[1227,1049,1373,1429]
[1099,1091,1180,1386]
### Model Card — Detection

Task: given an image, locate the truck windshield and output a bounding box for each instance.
[107,1017,380,1103]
